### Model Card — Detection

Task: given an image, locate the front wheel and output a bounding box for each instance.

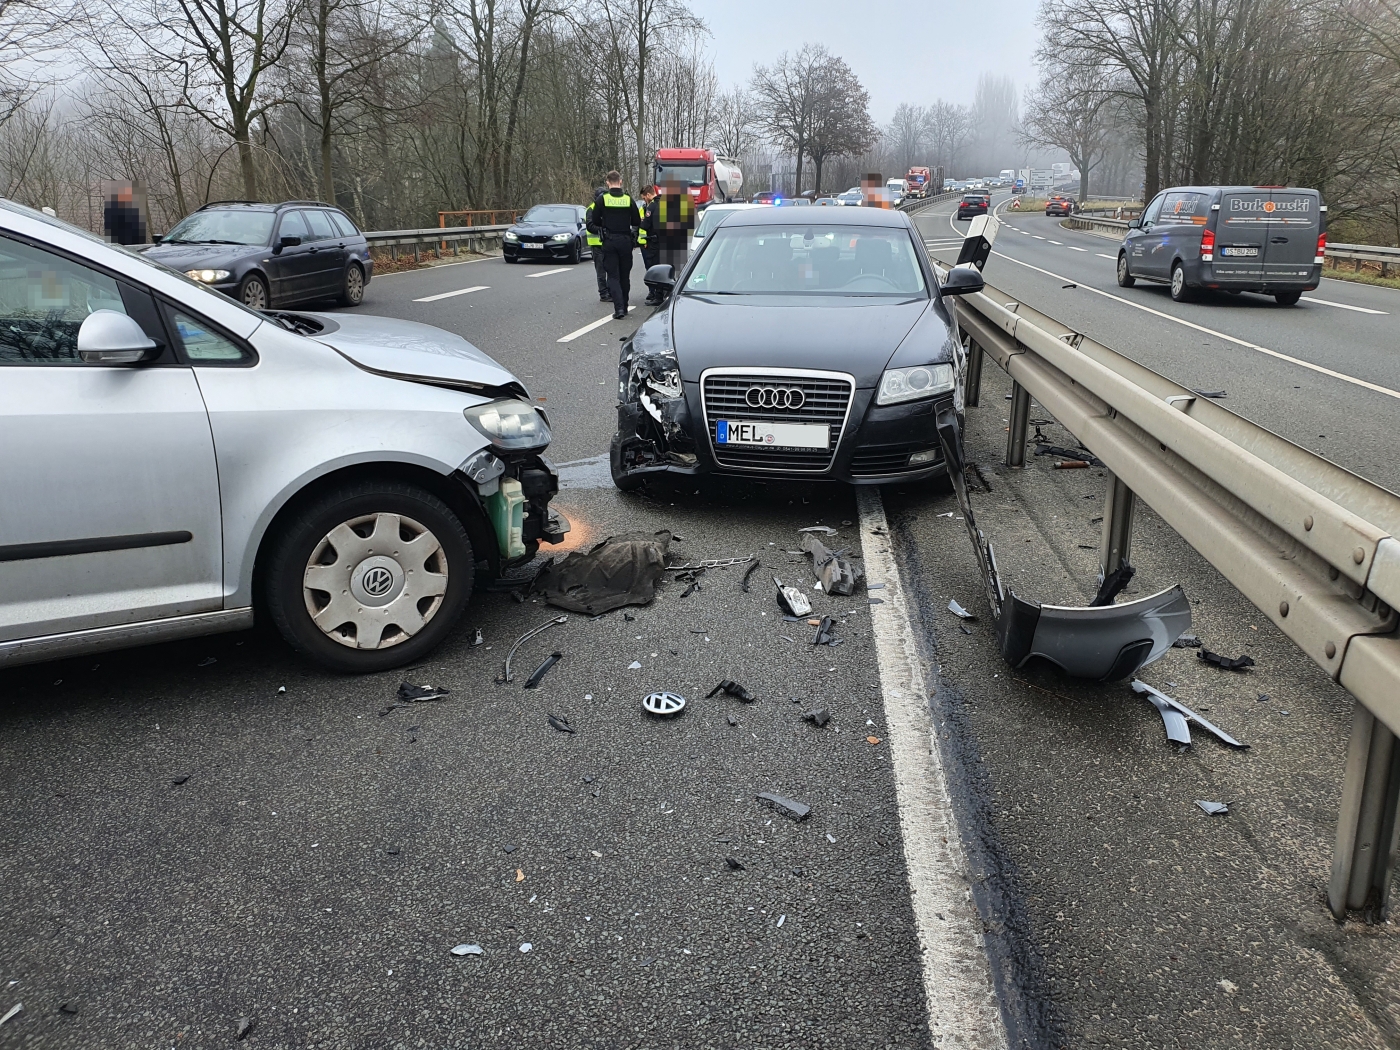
[1274,291,1302,306]
[504,255,518,264]
[338,263,365,306]
[569,239,582,265]
[263,481,474,673]
[239,273,270,310]
[610,433,645,492]
[1169,262,1194,302]
[1116,253,1135,287]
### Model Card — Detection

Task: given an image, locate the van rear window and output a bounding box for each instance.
[1161,192,1208,224]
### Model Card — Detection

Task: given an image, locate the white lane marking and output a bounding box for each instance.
[1020,231,1031,235]
[1300,296,1388,315]
[527,267,572,279]
[377,255,493,277]
[856,487,1010,1050]
[1032,235,1046,240]
[986,250,1400,401]
[558,313,617,343]
[413,285,488,302]
[1047,240,1063,245]
[1097,253,1116,259]
[1069,246,1088,252]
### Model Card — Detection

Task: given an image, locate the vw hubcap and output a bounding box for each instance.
[302,512,448,649]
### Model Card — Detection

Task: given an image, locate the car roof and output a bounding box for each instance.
[197,200,340,212]
[721,206,912,228]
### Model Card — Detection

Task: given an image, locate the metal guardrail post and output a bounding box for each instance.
[1099,472,1136,577]
[1329,704,1400,918]
[963,337,984,409]
[1005,382,1030,467]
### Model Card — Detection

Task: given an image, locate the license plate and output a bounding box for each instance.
[716,419,829,450]
[1220,246,1259,257]
[522,243,543,249]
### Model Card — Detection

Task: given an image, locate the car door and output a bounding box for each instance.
[1134,193,1168,278]
[1215,190,1269,282]
[1261,190,1320,283]
[0,233,224,643]
[269,210,316,302]
[302,209,346,298]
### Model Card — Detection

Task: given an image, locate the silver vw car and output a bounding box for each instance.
[0,199,565,673]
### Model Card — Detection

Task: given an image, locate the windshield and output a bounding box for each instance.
[681,224,927,297]
[656,163,707,187]
[164,209,275,246]
[522,206,578,224]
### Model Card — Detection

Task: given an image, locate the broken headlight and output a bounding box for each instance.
[464,399,551,451]
[645,368,681,399]
[876,363,954,405]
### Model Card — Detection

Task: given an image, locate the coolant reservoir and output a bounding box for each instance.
[487,477,526,559]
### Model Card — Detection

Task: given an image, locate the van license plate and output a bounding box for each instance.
[716,420,828,450]
[1220,246,1259,257]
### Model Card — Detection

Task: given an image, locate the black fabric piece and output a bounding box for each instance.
[1199,649,1256,671]
[533,531,672,615]
[1090,564,1136,607]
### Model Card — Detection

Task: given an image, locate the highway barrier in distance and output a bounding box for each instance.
[365,224,511,263]
[941,238,1400,920]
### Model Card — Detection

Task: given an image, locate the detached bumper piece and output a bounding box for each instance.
[934,406,1190,681]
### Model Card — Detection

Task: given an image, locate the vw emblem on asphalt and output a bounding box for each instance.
[745,385,805,410]
[643,691,686,717]
[362,566,395,598]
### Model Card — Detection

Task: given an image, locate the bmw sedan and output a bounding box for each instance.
[612,207,985,488]
[0,197,566,674]
[503,204,591,264]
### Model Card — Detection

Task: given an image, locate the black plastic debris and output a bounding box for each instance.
[1091,564,1136,607]
[236,1017,255,1042]
[1034,443,1103,467]
[707,680,756,702]
[1198,649,1255,671]
[677,566,706,597]
[1171,634,1202,648]
[198,657,217,667]
[947,599,977,621]
[1258,693,1270,702]
[774,577,812,617]
[869,598,885,605]
[803,707,831,727]
[547,713,575,734]
[725,857,745,871]
[1193,389,1227,399]
[58,1003,77,1015]
[726,713,740,727]
[812,616,838,646]
[624,612,636,622]
[398,682,450,702]
[524,652,563,689]
[959,624,973,635]
[1132,680,1248,748]
[800,533,862,596]
[473,628,484,646]
[757,792,811,821]
[532,531,673,614]
[1195,800,1229,815]
[170,774,190,786]
[740,557,761,592]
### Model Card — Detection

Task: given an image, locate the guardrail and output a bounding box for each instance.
[898,190,962,214]
[945,228,1400,919]
[1329,242,1399,276]
[363,224,509,263]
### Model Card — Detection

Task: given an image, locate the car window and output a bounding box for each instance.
[1142,194,1166,225]
[0,234,130,365]
[682,224,927,297]
[170,309,252,363]
[328,211,359,237]
[1161,191,1207,225]
[165,208,275,246]
[278,211,309,241]
[522,206,580,224]
[303,210,336,241]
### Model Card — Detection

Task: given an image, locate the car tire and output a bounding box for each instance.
[239,273,270,310]
[1116,253,1135,287]
[569,240,582,265]
[263,480,474,673]
[1169,262,1194,302]
[1274,291,1302,306]
[610,433,645,492]
[504,255,518,264]
[337,263,365,307]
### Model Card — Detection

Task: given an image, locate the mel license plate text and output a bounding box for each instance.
[1220,246,1259,257]
[716,419,829,450]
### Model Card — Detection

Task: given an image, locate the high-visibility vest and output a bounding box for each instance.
[585,202,602,246]
[636,201,648,246]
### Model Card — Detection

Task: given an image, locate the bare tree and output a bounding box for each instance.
[925,100,973,175]
[711,86,756,159]
[750,43,830,193]
[803,54,874,193]
[1022,63,1117,199]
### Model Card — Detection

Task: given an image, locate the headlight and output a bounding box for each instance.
[550,233,571,242]
[186,269,231,283]
[504,231,519,242]
[463,399,551,450]
[876,363,954,405]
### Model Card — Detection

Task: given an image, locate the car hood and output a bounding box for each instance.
[509,223,576,236]
[145,243,261,266]
[303,313,524,395]
[669,295,929,387]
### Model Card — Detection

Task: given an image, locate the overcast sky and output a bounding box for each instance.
[694,0,1043,123]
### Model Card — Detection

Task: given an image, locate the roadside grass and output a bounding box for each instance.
[1321,258,1400,291]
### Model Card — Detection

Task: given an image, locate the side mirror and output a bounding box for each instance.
[275,235,302,254]
[644,263,676,298]
[1128,218,1142,229]
[77,310,158,364]
[940,266,985,297]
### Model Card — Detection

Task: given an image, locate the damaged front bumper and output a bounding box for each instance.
[459,448,568,569]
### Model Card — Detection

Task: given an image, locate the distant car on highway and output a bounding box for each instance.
[611,207,986,488]
[837,191,864,206]
[957,193,990,220]
[503,204,590,264]
[0,197,567,674]
[146,200,372,311]
[1045,196,1074,216]
[1117,185,1325,305]
[751,191,780,205]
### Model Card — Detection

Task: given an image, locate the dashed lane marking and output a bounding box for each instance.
[526,267,573,279]
[1097,253,1116,259]
[413,285,488,302]
[1047,240,1063,245]
[1069,246,1088,252]
[558,313,618,343]
[1300,296,1388,315]
[1032,235,1046,240]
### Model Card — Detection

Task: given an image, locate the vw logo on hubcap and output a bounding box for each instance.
[745,385,805,410]
[362,566,395,598]
[349,555,406,607]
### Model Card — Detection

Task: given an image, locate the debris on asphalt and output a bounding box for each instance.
[740,557,761,592]
[628,660,643,669]
[473,628,484,646]
[1172,634,1202,648]
[515,869,525,882]
[777,913,786,927]
[58,1003,77,1015]
[727,713,740,727]
[235,1016,254,1041]
[1195,800,1229,815]
[198,657,217,667]
[643,691,687,717]
[869,598,885,605]
[812,616,839,646]
[707,680,756,702]
[1132,680,1249,749]
[774,577,813,617]
[948,599,977,621]
[1034,443,1103,467]
[1198,649,1256,671]
[1193,389,1227,399]
[451,944,484,956]
[803,707,831,727]
[532,531,673,614]
[1053,460,1090,469]
[1258,693,1270,702]
[800,532,862,596]
[498,615,569,683]
[799,525,839,536]
[170,774,190,786]
[547,713,575,734]
[867,736,882,745]
[524,652,563,689]
[1091,564,1136,607]
[520,942,533,952]
[757,792,812,821]
[503,844,517,853]
[725,857,745,870]
[399,681,451,702]
[0,1004,20,1027]
[959,623,973,635]
[678,566,706,597]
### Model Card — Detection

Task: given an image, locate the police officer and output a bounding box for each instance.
[584,189,609,302]
[639,184,662,304]
[588,170,641,319]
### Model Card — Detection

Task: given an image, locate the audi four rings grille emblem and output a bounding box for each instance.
[745,385,805,410]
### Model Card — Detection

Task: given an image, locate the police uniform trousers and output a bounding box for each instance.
[602,233,634,313]
[591,241,609,299]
